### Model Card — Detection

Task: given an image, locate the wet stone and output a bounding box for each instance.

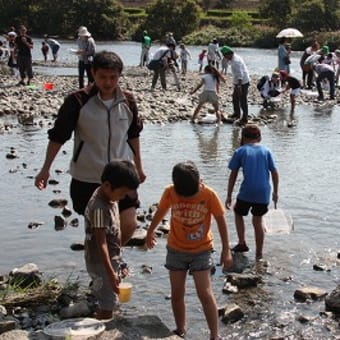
[54,215,67,231]
[225,273,261,288]
[325,285,340,313]
[48,198,68,208]
[70,243,85,251]
[294,286,328,302]
[48,179,59,185]
[219,303,244,323]
[61,206,72,218]
[27,221,44,230]
[69,218,79,227]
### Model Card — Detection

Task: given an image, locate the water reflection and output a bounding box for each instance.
[193,124,219,162]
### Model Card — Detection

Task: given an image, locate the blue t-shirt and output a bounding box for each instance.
[228,143,277,204]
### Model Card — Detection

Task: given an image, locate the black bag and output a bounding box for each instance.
[257,76,269,91]
[147,49,169,70]
[147,59,163,70]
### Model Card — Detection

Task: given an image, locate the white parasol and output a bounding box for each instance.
[276,28,303,38]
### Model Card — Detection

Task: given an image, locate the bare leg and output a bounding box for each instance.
[252,215,265,259]
[234,212,246,246]
[169,270,187,335]
[212,103,221,124]
[119,207,137,245]
[192,103,204,122]
[193,270,219,339]
[290,94,295,114]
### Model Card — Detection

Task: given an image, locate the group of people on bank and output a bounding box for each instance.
[1,25,96,89]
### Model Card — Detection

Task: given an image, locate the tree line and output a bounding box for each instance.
[0,0,339,45]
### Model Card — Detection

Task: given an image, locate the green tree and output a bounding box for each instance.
[229,10,252,31]
[71,0,127,39]
[144,0,202,41]
[0,0,126,39]
[291,0,325,32]
[323,0,340,30]
[259,0,293,28]
[215,0,234,8]
[290,0,339,32]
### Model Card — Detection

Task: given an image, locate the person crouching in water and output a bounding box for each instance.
[190,65,225,125]
[279,70,301,114]
[258,72,281,108]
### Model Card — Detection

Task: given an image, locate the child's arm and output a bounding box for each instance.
[271,169,279,208]
[94,228,120,294]
[145,207,168,249]
[190,79,203,95]
[225,169,238,209]
[214,215,233,270]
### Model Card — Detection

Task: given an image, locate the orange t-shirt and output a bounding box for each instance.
[158,183,225,253]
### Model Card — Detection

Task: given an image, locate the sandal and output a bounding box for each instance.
[173,329,186,338]
[231,243,249,252]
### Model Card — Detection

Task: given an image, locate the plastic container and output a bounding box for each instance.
[118,282,132,303]
[44,82,54,90]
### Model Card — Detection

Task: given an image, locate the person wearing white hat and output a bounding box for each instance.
[76,26,96,88]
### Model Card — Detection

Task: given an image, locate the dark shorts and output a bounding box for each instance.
[51,45,60,55]
[165,246,214,273]
[70,178,140,215]
[234,199,268,217]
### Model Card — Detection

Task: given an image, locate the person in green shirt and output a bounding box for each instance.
[140,30,151,67]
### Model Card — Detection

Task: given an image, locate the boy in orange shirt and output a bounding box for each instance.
[146,161,233,340]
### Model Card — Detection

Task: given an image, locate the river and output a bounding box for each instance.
[0,42,339,339]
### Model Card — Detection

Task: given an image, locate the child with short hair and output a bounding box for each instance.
[41,41,49,62]
[190,65,225,124]
[146,161,233,340]
[179,43,192,75]
[198,48,207,73]
[279,70,301,114]
[84,159,140,320]
[226,124,279,260]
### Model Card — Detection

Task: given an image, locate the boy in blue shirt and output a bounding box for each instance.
[226,124,279,260]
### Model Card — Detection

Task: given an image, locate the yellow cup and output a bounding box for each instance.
[118,282,132,303]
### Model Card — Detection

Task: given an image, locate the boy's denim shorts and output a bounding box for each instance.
[165,246,214,273]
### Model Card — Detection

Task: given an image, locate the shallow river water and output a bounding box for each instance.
[1,43,339,339]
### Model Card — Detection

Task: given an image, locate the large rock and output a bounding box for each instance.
[99,315,178,339]
[294,286,328,302]
[219,303,244,324]
[0,330,29,340]
[59,301,91,319]
[325,285,340,313]
[225,273,261,288]
[9,263,42,289]
[0,320,16,335]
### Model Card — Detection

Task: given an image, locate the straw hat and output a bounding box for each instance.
[78,26,91,37]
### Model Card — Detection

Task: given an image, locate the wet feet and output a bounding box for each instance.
[173,329,186,338]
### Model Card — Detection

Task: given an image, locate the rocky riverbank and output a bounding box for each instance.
[1,63,337,130]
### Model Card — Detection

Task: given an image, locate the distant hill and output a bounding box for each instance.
[117,0,261,10]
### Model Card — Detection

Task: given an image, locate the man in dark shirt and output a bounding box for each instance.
[14,25,33,85]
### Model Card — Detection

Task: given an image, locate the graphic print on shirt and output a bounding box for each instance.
[172,200,208,241]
